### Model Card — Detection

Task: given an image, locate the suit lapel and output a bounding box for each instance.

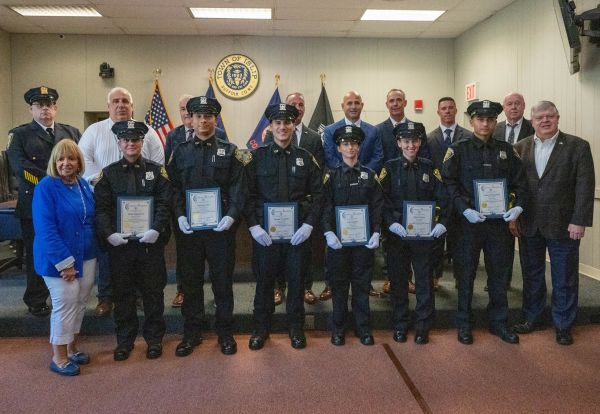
[31,121,54,145]
[540,132,565,180]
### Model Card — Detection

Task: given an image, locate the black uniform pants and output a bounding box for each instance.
[387,236,435,331]
[109,242,167,346]
[20,219,49,307]
[328,246,373,335]
[180,230,235,338]
[252,240,306,334]
[456,220,512,329]
[275,234,317,291]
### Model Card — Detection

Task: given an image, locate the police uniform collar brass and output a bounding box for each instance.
[342,162,361,174]
[195,135,214,146]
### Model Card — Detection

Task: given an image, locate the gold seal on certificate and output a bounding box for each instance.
[403,201,434,240]
[474,179,507,218]
[187,188,221,230]
[264,203,297,242]
[117,197,153,238]
[336,205,369,246]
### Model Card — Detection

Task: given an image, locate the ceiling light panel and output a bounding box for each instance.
[189,8,271,19]
[10,5,102,17]
[361,9,445,21]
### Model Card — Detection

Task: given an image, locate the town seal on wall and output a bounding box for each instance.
[214,54,259,100]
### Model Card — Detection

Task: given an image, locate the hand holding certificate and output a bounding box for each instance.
[474,179,507,218]
[117,197,153,239]
[336,205,369,246]
[187,188,221,230]
[402,201,434,240]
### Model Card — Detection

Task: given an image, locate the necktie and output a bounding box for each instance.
[46,127,55,142]
[443,128,452,148]
[127,165,137,195]
[186,129,194,142]
[406,163,417,200]
[294,130,300,146]
[507,124,516,144]
[277,151,289,201]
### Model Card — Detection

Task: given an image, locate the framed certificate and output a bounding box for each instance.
[336,205,370,246]
[186,188,221,230]
[474,179,507,218]
[264,202,298,243]
[117,196,154,239]
[403,201,435,240]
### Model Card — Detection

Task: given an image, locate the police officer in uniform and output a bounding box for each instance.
[380,122,449,345]
[168,96,246,356]
[94,120,171,361]
[442,100,527,345]
[322,125,383,346]
[245,103,324,350]
[7,86,81,316]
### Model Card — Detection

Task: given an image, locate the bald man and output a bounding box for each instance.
[492,92,535,144]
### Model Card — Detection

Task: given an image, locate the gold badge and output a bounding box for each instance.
[443,148,454,163]
[40,86,48,95]
[378,167,388,183]
[214,54,259,100]
[323,172,330,184]
[433,168,442,182]
[160,167,169,180]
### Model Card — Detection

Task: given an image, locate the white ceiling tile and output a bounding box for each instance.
[438,9,493,22]
[274,7,362,21]
[352,20,432,33]
[453,0,515,12]
[274,20,353,31]
[94,5,190,19]
[276,0,366,8]
[0,15,43,32]
[364,0,462,10]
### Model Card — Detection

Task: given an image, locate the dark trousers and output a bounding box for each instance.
[96,250,111,300]
[172,217,185,293]
[252,240,306,334]
[109,243,167,346]
[328,246,373,335]
[180,230,235,338]
[20,218,49,307]
[387,236,435,331]
[434,216,461,280]
[456,220,512,329]
[275,235,316,291]
[519,231,580,330]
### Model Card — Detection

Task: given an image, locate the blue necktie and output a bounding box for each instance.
[444,128,452,148]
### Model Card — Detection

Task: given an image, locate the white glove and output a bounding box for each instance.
[139,229,160,244]
[463,209,486,223]
[250,225,272,246]
[178,216,193,234]
[429,223,447,238]
[503,206,523,222]
[213,216,235,232]
[324,231,342,250]
[290,223,313,246]
[389,222,408,237]
[365,232,380,249]
[107,233,130,247]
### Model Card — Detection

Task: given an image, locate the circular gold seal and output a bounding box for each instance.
[481,202,488,208]
[270,226,277,232]
[342,229,349,236]
[407,224,414,230]
[214,54,259,100]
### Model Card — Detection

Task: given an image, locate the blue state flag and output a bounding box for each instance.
[246,87,281,150]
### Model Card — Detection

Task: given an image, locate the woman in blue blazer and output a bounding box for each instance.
[32,139,97,376]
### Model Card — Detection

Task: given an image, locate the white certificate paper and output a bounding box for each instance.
[118,197,152,237]
[404,203,434,239]
[266,204,296,241]
[187,188,221,229]
[337,206,369,245]
[475,180,507,217]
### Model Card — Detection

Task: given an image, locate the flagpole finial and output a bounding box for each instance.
[153,68,162,80]
[320,73,326,85]
[275,74,280,86]
[208,68,214,81]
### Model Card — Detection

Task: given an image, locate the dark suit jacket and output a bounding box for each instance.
[493,118,535,143]
[323,119,383,173]
[263,124,324,168]
[165,124,228,163]
[7,120,81,219]
[376,118,431,164]
[426,124,470,171]
[514,131,595,239]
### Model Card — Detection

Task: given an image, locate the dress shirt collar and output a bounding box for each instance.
[345,118,361,128]
[440,124,457,133]
[35,120,55,131]
[534,130,559,145]
[341,160,361,174]
[390,117,407,127]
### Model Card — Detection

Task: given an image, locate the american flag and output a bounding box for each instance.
[145,80,173,147]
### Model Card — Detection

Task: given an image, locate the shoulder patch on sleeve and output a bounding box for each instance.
[160,166,169,180]
[377,167,387,183]
[323,172,330,184]
[433,168,443,182]
[443,148,454,163]
[236,149,252,165]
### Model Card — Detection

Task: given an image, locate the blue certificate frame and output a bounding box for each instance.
[402,201,435,240]
[336,205,370,246]
[117,196,154,239]
[264,202,298,243]
[473,178,507,218]
[186,187,222,230]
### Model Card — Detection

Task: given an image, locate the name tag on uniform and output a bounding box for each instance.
[217,148,226,156]
[360,172,368,180]
[499,151,507,160]
[296,158,304,166]
[145,171,155,180]
[422,173,429,183]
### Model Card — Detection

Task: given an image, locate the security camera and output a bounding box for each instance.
[99,62,115,79]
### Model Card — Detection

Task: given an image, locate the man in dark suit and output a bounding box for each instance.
[7,86,81,316]
[426,97,470,288]
[376,88,430,164]
[513,101,595,346]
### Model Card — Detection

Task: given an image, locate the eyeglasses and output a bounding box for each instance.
[31,102,56,108]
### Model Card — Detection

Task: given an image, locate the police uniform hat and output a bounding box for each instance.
[24,86,59,104]
[265,103,299,122]
[466,100,503,118]
[186,96,221,115]
[333,125,365,145]
[393,121,426,140]
[111,120,149,139]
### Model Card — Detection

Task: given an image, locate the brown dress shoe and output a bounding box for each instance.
[171,292,184,308]
[95,300,113,317]
[382,280,391,294]
[304,290,317,305]
[369,284,385,298]
[319,287,332,301]
[408,280,416,294]
[274,289,284,306]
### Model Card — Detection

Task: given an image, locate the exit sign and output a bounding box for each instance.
[465,82,478,102]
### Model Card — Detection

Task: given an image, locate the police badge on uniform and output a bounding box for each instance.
[422,173,429,183]
[499,150,507,160]
[360,171,368,180]
[145,171,155,180]
[296,158,304,166]
[217,148,226,156]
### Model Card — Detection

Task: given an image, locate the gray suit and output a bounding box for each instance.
[426,125,471,171]
[493,118,535,143]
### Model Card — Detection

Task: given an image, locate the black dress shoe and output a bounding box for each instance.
[249,333,268,350]
[28,304,51,317]
[218,336,237,355]
[175,337,202,357]
[146,343,163,359]
[489,326,519,344]
[414,331,429,345]
[290,334,307,349]
[331,334,345,346]
[114,344,134,361]
[457,328,473,345]
[556,329,573,345]
[393,330,407,343]
[360,333,374,346]
[513,320,541,334]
